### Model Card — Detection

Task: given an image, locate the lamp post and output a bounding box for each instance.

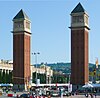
[30,53,34,85]
[69,73,70,83]
[93,58,99,83]
[34,52,40,86]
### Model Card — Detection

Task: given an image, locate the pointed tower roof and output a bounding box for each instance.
[13,9,29,20]
[71,3,85,13]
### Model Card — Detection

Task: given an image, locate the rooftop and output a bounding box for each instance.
[13,9,29,20]
[71,3,85,13]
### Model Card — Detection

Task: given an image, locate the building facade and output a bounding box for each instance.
[0,60,53,86]
[12,9,31,90]
[70,3,90,88]
[30,64,53,85]
[0,60,13,84]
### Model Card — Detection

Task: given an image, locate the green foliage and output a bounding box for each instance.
[32,72,46,84]
[2,70,5,83]
[0,70,13,83]
[9,71,12,83]
[51,75,67,83]
[32,72,36,83]
[0,70,2,83]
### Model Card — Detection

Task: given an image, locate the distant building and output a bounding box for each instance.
[1,60,100,84]
[0,59,53,85]
[0,59,13,83]
[31,64,53,84]
[0,59,13,71]
[0,59,13,73]
[69,3,90,88]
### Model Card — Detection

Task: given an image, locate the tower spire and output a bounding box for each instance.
[71,3,85,13]
[13,9,29,20]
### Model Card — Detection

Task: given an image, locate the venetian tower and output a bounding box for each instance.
[70,3,90,89]
[12,9,31,90]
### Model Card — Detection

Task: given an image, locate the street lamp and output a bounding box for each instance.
[34,52,40,86]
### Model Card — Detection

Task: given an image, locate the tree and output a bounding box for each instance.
[32,72,36,83]
[9,71,12,83]
[2,70,6,83]
[0,70,2,83]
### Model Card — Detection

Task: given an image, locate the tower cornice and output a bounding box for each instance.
[12,31,31,35]
[69,26,90,30]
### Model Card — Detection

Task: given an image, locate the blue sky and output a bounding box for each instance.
[0,0,100,64]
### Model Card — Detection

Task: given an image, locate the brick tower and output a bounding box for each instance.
[12,9,31,90]
[70,3,90,88]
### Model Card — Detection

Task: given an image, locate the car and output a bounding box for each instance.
[63,91,71,96]
[51,90,60,97]
[63,91,67,96]
[20,93,30,98]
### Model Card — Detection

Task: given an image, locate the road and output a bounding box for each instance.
[1,92,100,98]
[1,95,100,98]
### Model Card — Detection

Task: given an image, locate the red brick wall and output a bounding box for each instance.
[13,32,31,84]
[70,29,89,85]
[24,34,31,83]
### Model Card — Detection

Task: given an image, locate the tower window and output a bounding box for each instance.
[14,21,23,28]
[85,16,88,24]
[26,21,30,29]
[72,15,83,23]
